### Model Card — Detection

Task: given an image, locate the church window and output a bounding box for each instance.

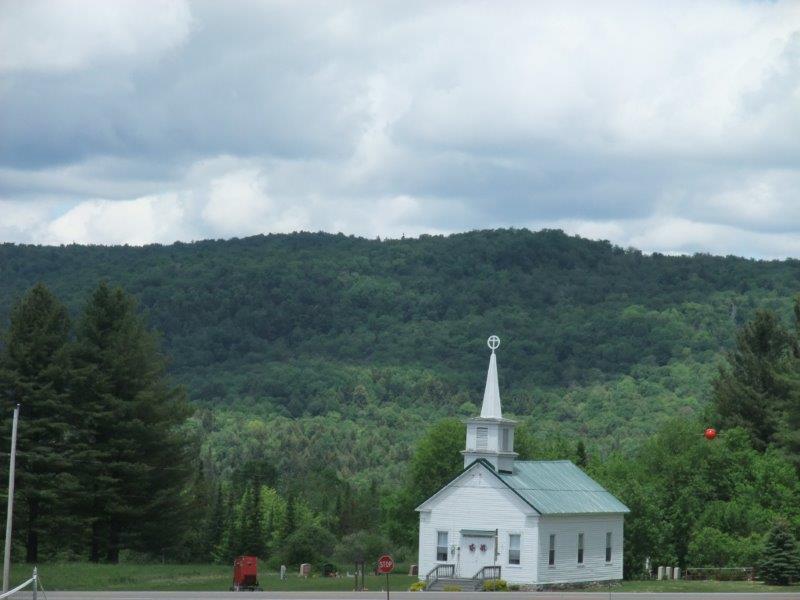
[476,427,488,449]
[436,531,448,561]
[501,428,510,451]
[548,534,555,566]
[606,532,612,562]
[577,533,584,564]
[508,534,520,564]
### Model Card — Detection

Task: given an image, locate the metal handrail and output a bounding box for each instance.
[424,563,455,589]
[472,565,502,582]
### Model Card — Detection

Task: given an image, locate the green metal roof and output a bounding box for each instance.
[497,460,630,515]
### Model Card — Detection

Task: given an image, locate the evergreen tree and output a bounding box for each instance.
[71,282,194,562]
[712,309,799,451]
[284,495,296,541]
[775,297,800,468]
[759,519,800,585]
[262,499,275,558]
[0,284,74,562]
[205,483,226,561]
[238,482,266,557]
[214,487,236,563]
[576,440,588,467]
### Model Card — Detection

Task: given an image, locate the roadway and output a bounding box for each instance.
[21,592,800,600]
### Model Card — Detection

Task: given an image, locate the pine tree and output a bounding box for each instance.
[0,284,74,562]
[263,500,275,558]
[71,282,194,562]
[205,483,226,561]
[238,482,265,557]
[576,440,588,468]
[759,520,800,585]
[712,310,798,451]
[284,495,296,542]
[213,487,236,563]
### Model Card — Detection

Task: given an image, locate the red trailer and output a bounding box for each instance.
[231,555,262,591]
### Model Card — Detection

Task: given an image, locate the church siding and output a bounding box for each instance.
[535,514,624,584]
[417,463,539,583]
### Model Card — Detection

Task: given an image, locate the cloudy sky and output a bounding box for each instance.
[1,0,799,257]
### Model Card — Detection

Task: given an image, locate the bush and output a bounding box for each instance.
[282,522,337,566]
[759,520,800,585]
[442,585,462,591]
[409,581,426,592]
[483,579,508,591]
[333,531,391,566]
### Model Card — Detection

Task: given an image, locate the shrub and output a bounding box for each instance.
[759,520,800,585]
[333,531,392,566]
[281,522,337,566]
[483,579,508,591]
[409,581,426,592]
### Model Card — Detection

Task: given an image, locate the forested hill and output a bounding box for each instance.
[2,229,800,465]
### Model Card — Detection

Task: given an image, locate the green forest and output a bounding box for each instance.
[1,229,799,581]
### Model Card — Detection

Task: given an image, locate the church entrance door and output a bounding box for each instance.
[458,531,496,578]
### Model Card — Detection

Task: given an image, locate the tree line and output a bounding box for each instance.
[1,229,799,581]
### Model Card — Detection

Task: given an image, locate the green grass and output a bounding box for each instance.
[615,579,800,593]
[10,562,416,592]
[9,563,800,592]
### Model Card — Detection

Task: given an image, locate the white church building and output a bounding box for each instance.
[417,336,629,589]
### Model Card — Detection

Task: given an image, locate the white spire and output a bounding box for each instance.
[480,335,502,419]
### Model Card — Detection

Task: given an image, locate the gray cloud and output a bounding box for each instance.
[1,0,799,256]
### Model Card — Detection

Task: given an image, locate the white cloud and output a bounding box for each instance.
[201,168,310,236]
[541,216,800,259]
[0,200,54,241]
[44,194,189,245]
[4,157,445,245]
[0,0,192,72]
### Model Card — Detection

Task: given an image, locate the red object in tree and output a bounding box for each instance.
[232,555,260,591]
[377,554,395,574]
[705,428,717,440]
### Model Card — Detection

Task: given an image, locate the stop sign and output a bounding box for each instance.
[377,554,394,574]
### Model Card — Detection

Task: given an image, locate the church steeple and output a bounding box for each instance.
[462,336,517,473]
[480,335,502,418]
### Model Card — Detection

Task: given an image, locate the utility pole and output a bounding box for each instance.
[2,405,20,593]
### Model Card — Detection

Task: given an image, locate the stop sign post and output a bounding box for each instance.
[377,555,394,600]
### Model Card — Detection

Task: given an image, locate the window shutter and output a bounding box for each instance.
[477,427,488,449]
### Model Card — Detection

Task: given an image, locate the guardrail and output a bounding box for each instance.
[0,566,38,599]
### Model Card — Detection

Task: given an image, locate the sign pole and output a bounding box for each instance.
[377,554,394,600]
[2,404,20,593]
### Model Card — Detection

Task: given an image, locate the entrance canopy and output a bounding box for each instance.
[460,529,496,537]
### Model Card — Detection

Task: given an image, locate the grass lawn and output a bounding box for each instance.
[9,563,800,592]
[614,579,800,593]
[10,562,417,592]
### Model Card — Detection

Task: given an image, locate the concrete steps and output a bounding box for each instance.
[427,577,481,591]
